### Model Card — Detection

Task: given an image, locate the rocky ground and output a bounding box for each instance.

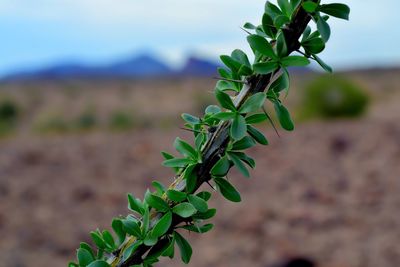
[0,71,399,267]
[1,116,400,267]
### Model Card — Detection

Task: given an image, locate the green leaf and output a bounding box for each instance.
[243,22,257,29]
[302,26,312,42]
[274,101,294,131]
[166,190,187,202]
[215,89,236,111]
[146,243,171,264]
[235,152,256,169]
[255,26,268,39]
[277,0,293,16]
[270,68,290,93]
[196,191,212,201]
[290,0,301,10]
[302,1,318,12]
[230,114,247,140]
[152,212,172,238]
[228,152,250,177]
[280,55,310,67]
[102,230,116,250]
[238,64,253,76]
[142,205,149,234]
[302,37,325,54]
[181,223,214,234]
[79,242,95,259]
[205,105,221,114]
[214,177,242,202]
[274,15,290,29]
[231,49,251,68]
[239,92,266,113]
[313,54,332,73]
[68,263,79,267]
[127,194,144,215]
[144,191,170,212]
[144,231,158,246]
[181,113,200,124]
[161,151,179,173]
[245,113,267,124]
[111,219,126,246]
[215,80,237,92]
[122,218,142,238]
[220,55,241,72]
[162,158,193,168]
[174,231,193,264]
[192,208,217,220]
[317,15,331,42]
[195,132,206,151]
[212,111,236,121]
[96,249,104,260]
[247,125,269,145]
[309,30,323,39]
[172,203,197,218]
[276,32,288,57]
[174,137,199,160]
[87,260,111,267]
[247,35,276,59]
[161,237,175,259]
[90,231,106,249]
[187,194,208,213]
[211,156,230,177]
[77,247,94,266]
[218,67,231,79]
[183,164,198,193]
[122,241,143,262]
[253,62,279,75]
[262,13,277,38]
[152,181,166,196]
[265,1,283,18]
[319,3,350,20]
[231,136,256,151]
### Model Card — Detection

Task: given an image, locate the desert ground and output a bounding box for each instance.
[0,69,399,267]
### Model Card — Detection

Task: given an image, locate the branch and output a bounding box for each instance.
[111,2,317,266]
[70,0,351,266]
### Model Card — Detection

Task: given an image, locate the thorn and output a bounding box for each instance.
[239,27,251,35]
[262,106,280,138]
[213,76,247,84]
[295,49,310,58]
[206,180,216,191]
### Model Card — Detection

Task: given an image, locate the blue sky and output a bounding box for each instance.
[0,0,399,76]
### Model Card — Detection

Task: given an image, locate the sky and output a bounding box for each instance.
[0,0,399,76]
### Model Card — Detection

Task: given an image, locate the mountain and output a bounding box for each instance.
[3,63,100,81]
[179,56,221,76]
[106,54,172,77]
[1,54,220,81]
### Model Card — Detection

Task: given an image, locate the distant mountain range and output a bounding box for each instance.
[1,54,223,81]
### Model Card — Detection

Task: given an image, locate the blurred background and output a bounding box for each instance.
[0,1,400,266]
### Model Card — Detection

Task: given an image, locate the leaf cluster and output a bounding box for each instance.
[71,1,350,266]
